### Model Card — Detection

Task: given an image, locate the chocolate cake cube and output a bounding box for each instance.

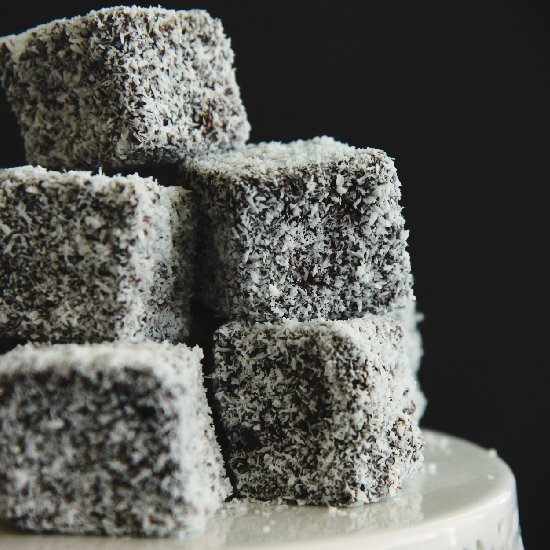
[0,7,250,170]
[0,166,193,343]
[212,315,424,505]
[0,341,229,536]
[186,136,413,322]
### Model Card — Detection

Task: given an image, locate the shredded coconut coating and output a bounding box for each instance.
[186,136,413,322]
[391,301,426,421]
[0,6,250,170]
[0,341,229,536]
[212,315,424,505]
[0,166,194,343]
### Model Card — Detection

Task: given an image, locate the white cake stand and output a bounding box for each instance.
[0,430,523,550]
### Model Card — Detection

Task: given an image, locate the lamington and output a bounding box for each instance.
[212,315,424,505]
[0,7,250,170]
[0,341,229,536]
[186,136,413,322]
[0,166,193,343]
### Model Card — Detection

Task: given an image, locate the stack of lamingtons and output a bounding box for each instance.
[0,6,425,538]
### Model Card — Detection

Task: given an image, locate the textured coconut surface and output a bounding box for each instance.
[212,314,424,505]
[0,6,250,170]
[0,166,194,343]
[186,136,413,322]
[392,302,426,420]
[0,341,229,536]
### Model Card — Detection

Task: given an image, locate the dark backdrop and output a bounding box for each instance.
[1,1,548,547]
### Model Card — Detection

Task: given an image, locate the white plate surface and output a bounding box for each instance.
[0,430,523,549]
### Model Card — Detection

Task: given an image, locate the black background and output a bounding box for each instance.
[1,1,548,547]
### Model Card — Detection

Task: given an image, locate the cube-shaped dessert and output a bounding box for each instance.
[0,7,250,170]
[0,166,193,343]
[0,341,229,536]
[186,137,413,322]
[212,315,424,505]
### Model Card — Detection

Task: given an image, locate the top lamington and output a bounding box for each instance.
[0,6,250,170]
